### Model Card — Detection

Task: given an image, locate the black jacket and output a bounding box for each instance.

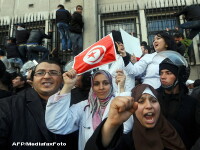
[85,119,171,150]
[191,137,200,150]
[15,29,30,45]
[0,89,12,99]
[157,87,200,149]
[5,43,21,59]
[191,86,200,101]
[176,41,186,56]
[176,5,200,21]
[70,12,84,33]
[0,88,67,150]
[85,119,133,150]
[56,9,71,24]
[27,29,52,45]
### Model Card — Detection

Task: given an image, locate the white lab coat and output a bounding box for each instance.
[124,52,164,89]
[45,91,133,150]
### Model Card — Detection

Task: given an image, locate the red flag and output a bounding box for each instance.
[73,34,117,74]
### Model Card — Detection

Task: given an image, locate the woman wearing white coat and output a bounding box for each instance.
[45,69,133,150]
[118,31,177,89]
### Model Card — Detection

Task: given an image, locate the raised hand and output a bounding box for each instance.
[60,69,77,94]
[101,96,138,147]
[115,42,126,57]
[115,70,126,93]
[107,96,138,127]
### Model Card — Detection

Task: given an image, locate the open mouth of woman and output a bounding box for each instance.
[144,112,155,124]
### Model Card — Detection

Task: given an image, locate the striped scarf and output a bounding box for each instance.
[88,70,114,130]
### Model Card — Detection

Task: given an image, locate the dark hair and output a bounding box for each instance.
[17,23,25,28]
[13,73,26,82]
[155,31,177,51]
[0,71,12,90]
[194,79,200,87]
[31,59,63,80]
[142,45,151,54]
[173,32,184,39]
[57,4,64,9]
[141,41,148,46]
[76,5,82,10]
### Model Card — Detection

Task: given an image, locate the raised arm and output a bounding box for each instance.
[101,96,138,147]
[45,69,86,134]
[115,70,126,93]
[60,69,77,94]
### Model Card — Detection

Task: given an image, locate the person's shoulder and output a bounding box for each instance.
[0,94,14,110]
[140,52,156,61]
[194,86,200,91]
[1,88,32,103]
[182,94,197,104]
[0,95,12,103]
[144,52,156,57]
[156,87,164,93]
[73,11,81,16]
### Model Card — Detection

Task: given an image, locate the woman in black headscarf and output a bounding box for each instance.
[85,84,186,150]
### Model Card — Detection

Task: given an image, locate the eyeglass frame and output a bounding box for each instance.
[34,70,62,77]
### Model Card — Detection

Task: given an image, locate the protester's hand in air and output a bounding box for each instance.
[60,69,77,94]
[116,42,126,57]
[101,96,137,147]
[115,70,126,93]
[107,96,138,127]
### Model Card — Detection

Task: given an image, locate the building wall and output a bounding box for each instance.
[0,0,83,16]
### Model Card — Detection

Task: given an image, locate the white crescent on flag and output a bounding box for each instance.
[83,45,106,65]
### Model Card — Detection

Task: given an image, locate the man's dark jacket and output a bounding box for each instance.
[70,12,84,34]
[157,87,200,149]
[6,43,21,59]
[56,9,71,24]
[176,5,200,21]
[191,86,200,100]
[0,88,67,150]
[27,29,52,45]
[15,29,30,45]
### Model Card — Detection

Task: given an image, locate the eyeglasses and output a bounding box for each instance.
[34,70,62,77]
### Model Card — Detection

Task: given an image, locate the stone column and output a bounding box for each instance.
[82,0,98,49]
[138,9,148,43]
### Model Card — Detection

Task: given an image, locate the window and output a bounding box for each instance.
[104,19,136,36]
[100,10,138,38]
[147,16,178,45]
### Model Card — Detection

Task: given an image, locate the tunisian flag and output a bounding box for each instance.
[73,34,117,74]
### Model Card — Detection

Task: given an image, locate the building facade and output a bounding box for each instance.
[0,0,200,79]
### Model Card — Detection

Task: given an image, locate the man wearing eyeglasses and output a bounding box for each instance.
[0,60,68,150]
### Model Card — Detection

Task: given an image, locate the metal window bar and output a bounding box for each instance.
[99,3,139,39]
[0,14,73,63]
[0,20,9,50]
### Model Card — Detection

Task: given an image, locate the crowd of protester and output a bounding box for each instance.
[0,3,200,150]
